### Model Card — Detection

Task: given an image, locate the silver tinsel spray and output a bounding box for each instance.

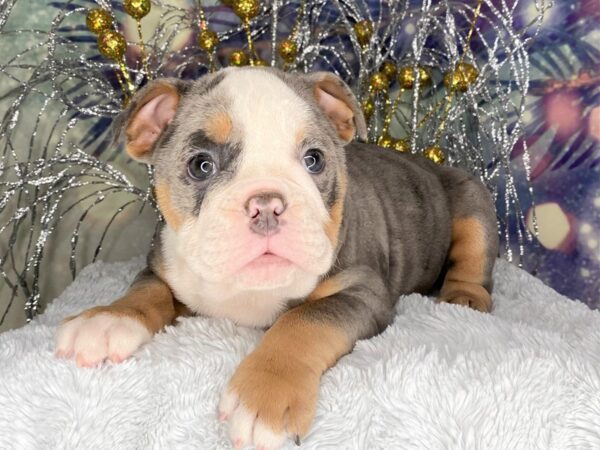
[0,0,549,326]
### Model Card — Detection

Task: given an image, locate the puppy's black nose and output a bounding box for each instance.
[245,192,286,236]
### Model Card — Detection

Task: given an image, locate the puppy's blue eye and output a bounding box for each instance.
[303,149,325,174]
[188,153,216,180]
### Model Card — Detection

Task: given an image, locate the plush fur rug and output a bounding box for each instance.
[1,257,599,449]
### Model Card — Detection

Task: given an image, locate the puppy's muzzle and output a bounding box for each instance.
[245,192,287,236]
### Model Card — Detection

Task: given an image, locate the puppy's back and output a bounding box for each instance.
[341,143,453,296]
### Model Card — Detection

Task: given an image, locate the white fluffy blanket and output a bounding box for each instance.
[1,257,599,450]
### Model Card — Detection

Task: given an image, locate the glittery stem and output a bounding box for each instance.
[282,0,305,70]
[290,0,305,39]
[118,60,135,95]
[208,52,216,72]
[114,70,131,104]
[367,87,384,141]
[197,0,208,28]
[136,19,151,80]
[243,19,258,65]
[434,0,483,146]
[381,88,405,137]
[416,96,446,130]
[197,0,217,72]
[270,0,280,66]
[434,93,454,144]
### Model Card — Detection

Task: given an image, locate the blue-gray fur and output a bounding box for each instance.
[325,144,497,341]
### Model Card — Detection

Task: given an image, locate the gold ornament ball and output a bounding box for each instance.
[380,61,397,81]
[423,145,446,164]
[362,98,375,119]
[233,0,260,20]
[444,62,478,92]
[278,39,298,64]
[254,58,269,66]
[398,66,431,90]
[198,30,219,53]
[393,138,410,152]
[124,0,151,20]
[370,72,389,92]
[354,20,373,47]
[86,9,113,35]
[229,50,249,67]
[97,29,127,60]
[377,134,394,149]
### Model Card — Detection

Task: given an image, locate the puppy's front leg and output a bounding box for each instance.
[55,268,185,367]
[220,269,393,450]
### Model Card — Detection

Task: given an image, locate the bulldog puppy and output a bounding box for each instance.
[55,67,498,449]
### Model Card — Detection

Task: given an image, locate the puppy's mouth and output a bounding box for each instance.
[244,251,292,269]
[232,249,295,290]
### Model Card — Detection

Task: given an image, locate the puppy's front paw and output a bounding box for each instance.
[55,309,151,367]
[438,291,492,312]
[219,351,320,450]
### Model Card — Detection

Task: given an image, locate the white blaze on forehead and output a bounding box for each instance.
[214,69,330,229]
[220,69,310,169]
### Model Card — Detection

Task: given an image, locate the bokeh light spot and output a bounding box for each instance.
[527,202,571,250]
[588,107,600,141]
[544,91,582,140]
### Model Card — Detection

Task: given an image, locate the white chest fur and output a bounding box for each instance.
[160,227,309,328]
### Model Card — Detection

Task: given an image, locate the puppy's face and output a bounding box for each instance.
[117,68,365,299]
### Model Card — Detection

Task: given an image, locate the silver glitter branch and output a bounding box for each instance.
[0,0,547,325]
[0,148,154,321]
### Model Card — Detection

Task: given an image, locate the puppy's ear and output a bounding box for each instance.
[304,72,367,143]
[112,78,191,163]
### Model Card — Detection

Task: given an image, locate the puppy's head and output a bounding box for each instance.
[115,68,365,298]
